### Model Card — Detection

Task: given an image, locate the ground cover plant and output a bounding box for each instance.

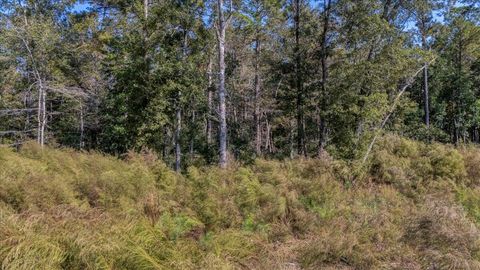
[2,135,480,269]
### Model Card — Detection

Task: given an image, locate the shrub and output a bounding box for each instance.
[459,146,480,186]
[370,135,467,197]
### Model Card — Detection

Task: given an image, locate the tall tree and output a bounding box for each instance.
[215,0,232,168]
[317,0,332,156]
[412,0,438,128]
[294,0,306,156]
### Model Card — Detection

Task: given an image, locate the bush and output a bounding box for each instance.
[370,135,467,197]
[459,145,480,186]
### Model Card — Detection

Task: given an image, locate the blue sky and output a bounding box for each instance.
[72,2,90,13]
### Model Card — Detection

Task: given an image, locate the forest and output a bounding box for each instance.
[1,0,480,269]
[0,0,478,169]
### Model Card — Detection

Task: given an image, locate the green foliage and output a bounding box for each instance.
[457,187,480,224]
[370,135,468,197]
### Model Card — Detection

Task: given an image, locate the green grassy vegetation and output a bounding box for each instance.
[2,136,480,269]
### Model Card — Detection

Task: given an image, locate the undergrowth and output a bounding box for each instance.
[2,136,480,269]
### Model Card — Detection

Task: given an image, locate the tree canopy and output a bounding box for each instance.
[0,0,479,168]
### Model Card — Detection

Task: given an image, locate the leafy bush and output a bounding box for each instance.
[370,135,468,197]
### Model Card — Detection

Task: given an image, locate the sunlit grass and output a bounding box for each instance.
[1,137,480,269]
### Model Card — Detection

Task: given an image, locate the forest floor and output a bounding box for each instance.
[2,135,480,269]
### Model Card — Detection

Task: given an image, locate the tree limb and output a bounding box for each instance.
[361,58,437,164]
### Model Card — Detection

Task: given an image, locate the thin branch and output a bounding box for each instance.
[361,58,437,164]
[0,108,38,116]
[0,129,36,135]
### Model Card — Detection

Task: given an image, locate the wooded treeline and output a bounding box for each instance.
[0,0,479,169]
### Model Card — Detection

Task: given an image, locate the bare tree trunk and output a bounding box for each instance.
[36,73,46,147]
[294,0,305,156]
[144,0,149,19]
[217,0,228,168]
[20,13,46,148]
[37,85,43,145]
[254,34,262,156]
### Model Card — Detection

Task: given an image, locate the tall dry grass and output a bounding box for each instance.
[1,136,480,269]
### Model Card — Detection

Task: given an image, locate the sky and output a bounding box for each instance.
[72,2,90,13]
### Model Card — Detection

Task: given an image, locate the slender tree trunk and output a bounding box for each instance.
[162,127,168,158]
[318,0,331,157]
[143,0,150,66]
[190,110,195,154]
[175,104,181,171]
[421,27,430,128]
[37,85,43,145]
[423,63,430,127]
[21,13,46,148]
[207,58,213,145]
[79,103,85,149]
[41,88,46,146]
[36,73,46,147]
[217,0,228,168]
[453,32,462,144]
[265,116,271,153]
[24,87,32,135]
[294,0,305,156]
[175,31,188,172]
[144,0,149,19]
[454,118,459,145]
[290,122,295,159]
[254,34,262,156]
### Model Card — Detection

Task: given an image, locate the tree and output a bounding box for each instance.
[215,0,233,168]
[411,0,440,128]
[0,0,92,148]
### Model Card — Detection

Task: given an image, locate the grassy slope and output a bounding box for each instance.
[2,136,480,269]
